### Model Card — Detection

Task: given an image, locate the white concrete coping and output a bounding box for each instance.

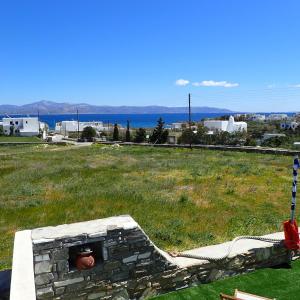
[31,215,138,242]
[171,231,285,268]
[10,230,35,300]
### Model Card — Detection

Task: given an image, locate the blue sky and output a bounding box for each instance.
[0,0,300,112]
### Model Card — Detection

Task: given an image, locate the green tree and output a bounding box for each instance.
[134,128,146,143]
[149,117,169,144]
[180,128,197,144]
[125,120,131,142]
[113,123,119,141]
[81,126,96,139]
[195,124,208,144]
[0,125,3,136]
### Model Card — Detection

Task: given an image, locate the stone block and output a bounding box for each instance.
[88,291,106,299]
[35,261,52,274]
[36,286,54,299]
[55,287,65,295]
[54,277,84,288]
[35,273,54,286]
[52,248,69,260]
[138,252,151,260]
[123,254,138,264]
[56,260,69,273]
[34,254,50,262]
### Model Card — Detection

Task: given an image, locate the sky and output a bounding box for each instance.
[0,0,300,112]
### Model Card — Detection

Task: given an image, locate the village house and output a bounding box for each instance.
[55,121,107,135]
[2,117,47,138]
[204,116,247,133]
[267,114,288,121]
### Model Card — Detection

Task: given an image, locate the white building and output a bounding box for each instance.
[267,114,288,121]
[170,122,184,130]
[250,114,266,122]
[280,121,299,131]
[204,116,247,133]
[55,121,106,135]
[2,117,46,137]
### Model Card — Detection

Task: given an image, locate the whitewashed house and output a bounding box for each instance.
[2,117,46,137]
[170,122,184,130]
[204,116,247,133]
[55,121,106,135]
[267,114,288,121]
[250,114,266,122]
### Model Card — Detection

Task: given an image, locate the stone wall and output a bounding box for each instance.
[10,215,290,300]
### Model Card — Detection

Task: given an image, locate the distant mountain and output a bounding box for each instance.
[0,100,233,115]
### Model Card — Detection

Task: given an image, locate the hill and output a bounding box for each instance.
[0,100,233,114]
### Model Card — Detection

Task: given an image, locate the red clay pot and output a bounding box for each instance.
[75,252,95,270]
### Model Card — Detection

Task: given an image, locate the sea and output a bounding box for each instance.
[0,112,295,129]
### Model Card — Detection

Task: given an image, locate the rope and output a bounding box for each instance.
[169,236,283,262]
[290,156,300,221]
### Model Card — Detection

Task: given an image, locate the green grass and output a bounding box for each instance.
[153,260,300,300]
[0,135,41,142]
[0,144,296,270]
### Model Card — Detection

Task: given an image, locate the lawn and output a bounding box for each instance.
[0,135,41,142]
[153,260,300,300]
[0,144,296,270]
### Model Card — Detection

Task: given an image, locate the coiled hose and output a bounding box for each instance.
[169,236,284,262]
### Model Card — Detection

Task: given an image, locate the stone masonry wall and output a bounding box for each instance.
[30,216,290,300]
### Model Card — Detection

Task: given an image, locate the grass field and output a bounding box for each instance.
[0,144,296,270]
[153,260,300,300]
[0,135,41,142]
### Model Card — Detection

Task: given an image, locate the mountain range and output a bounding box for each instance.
[0,100,233,115]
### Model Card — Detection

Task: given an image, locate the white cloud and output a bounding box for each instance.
[175,79,190,86]
[289,84,300,88]
[267,84,276,88]
[192,80,239,88]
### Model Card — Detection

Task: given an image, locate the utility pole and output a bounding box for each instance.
[37,108,40,133]
[77,108,80,140]
[188,93,192,149]
[189,93,192,128]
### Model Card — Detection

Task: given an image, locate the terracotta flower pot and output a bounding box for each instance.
[75,250,95,270]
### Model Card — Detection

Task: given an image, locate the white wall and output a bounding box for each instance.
[2,117,40,136]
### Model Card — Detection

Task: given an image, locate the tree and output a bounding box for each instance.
[134,128,146,143]
[180,128,197,144]
[113,123,119,141]
[125,120,131,142]
[81,126,96,139]
[0,125,3,136]
[149,117,169,144]
[195,124,208,144]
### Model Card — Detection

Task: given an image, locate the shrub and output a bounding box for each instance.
[81,126,96,139]
[134,128,146,143]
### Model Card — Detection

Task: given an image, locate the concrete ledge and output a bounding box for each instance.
[171,231,285,268]
[10,230,35,300]
[97,141,300,156]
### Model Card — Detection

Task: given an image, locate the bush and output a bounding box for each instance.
[134,128,146,143]
[81,126,96,139]
[180,129,197,144]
